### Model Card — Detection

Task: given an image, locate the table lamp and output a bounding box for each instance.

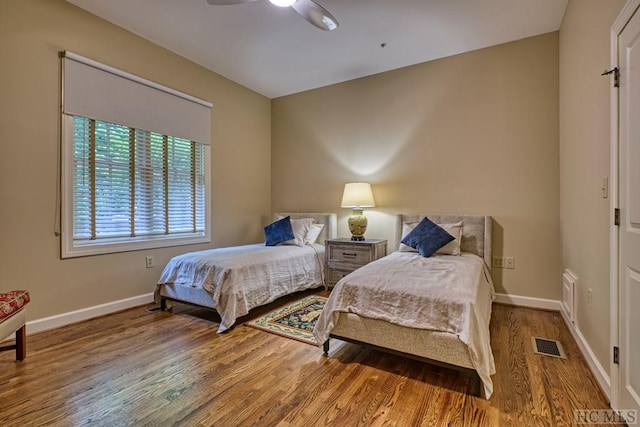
[341,182,375,241]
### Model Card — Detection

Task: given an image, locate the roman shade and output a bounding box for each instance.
[62,51,212,144]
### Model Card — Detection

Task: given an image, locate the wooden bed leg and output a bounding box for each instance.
[160,297,167,312]
[323,340,330,356]
[16,325,26,361]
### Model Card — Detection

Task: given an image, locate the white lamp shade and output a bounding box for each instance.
[341,183,375,208]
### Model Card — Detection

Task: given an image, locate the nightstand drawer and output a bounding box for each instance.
[327,268,352,284]
[327,244,372,266]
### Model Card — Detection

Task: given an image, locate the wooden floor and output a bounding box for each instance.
[0,291,610,427]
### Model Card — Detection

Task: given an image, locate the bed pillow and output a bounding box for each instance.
[305,223,325,244]
[264,216,295,246]
[435,221,463,255]
[282,217,315,246]
[400,217,455,257]
[399,221,463,255]
[398,222,419,252]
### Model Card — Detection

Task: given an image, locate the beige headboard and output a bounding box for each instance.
[396,214,492,267]
[275,213,338,242]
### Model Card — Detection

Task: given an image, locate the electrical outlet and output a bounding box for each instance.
[145,256,155,268]
[505,257,515,269]
[492,257,504,268]
[588,288,593,309]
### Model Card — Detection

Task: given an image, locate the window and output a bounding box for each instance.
[61,52,211,257]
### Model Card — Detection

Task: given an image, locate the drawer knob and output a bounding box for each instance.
[343,252,357,258]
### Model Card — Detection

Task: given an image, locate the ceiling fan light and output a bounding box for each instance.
[322,15,338,31]
[269,0,297,7]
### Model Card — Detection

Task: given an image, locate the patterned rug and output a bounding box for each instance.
[247,295,327,345]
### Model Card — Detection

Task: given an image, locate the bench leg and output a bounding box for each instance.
[16,325,26,361]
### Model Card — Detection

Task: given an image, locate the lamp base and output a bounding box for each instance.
[347,208,368,241]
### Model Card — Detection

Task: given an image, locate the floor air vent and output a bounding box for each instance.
[532,337,567,359]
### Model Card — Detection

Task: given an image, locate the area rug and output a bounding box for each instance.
[247,295,327,345]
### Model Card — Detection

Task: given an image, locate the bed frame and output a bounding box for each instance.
[158,212,337,312]
[322,214,492,397]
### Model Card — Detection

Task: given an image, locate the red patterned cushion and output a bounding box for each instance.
[0,290,30,321]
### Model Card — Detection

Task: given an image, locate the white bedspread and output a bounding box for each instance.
[313,251,496,397]
[158,243,325,332]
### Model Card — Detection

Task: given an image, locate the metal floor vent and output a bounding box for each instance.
[532,337,567,359]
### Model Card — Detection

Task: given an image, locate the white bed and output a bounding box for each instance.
[313,214,495,398]
[156,213,337,332]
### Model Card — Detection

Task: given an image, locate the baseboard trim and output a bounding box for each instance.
[493,293,562,311]
[26,293,154,335]
[560,309,611,400]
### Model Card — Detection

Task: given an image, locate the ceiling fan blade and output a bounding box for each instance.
[206,0,259,5]
[291,0,339,31]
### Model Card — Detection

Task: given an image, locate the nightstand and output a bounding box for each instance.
[324,238,387,289]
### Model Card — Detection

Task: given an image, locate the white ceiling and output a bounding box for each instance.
[66,0,568,99]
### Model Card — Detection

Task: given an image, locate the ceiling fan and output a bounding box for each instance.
[206,0,339,31]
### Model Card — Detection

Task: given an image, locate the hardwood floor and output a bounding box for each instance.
[0,292,610,426]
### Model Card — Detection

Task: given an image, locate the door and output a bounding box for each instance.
[618,5,640,418]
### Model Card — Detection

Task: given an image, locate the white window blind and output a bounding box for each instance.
[61,52,211,257]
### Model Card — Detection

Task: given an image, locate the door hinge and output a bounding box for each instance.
[615,208,620,226]
[614,346,619,365]
[602,67,620,88]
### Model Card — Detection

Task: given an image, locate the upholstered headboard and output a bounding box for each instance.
[275,213,338,242]
[396,214,492,267]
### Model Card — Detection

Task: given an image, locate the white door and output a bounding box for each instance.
[618,5,640,418]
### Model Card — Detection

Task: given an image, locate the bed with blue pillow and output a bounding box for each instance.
[313,214,496,398]
[156,213,337,332]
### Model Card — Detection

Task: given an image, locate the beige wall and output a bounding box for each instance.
[559,0,625,376]
[272,33,561,300]
[0,0,271,320]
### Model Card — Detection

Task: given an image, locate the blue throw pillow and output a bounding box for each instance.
[400,217,455,257]
[264,216,295,246]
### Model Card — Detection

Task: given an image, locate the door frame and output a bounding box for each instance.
[609,0,640,409]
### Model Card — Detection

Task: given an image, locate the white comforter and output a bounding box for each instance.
[158,243,325,332]
[313,251,496,397]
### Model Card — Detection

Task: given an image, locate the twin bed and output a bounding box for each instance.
[156,213,337,332]
[313,214,495,398]
[156,212,495,398]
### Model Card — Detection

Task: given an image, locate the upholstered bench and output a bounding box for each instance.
[0,290,30,361]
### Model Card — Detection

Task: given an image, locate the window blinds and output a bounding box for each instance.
[62,51,212,145]
[71,118,206,242]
